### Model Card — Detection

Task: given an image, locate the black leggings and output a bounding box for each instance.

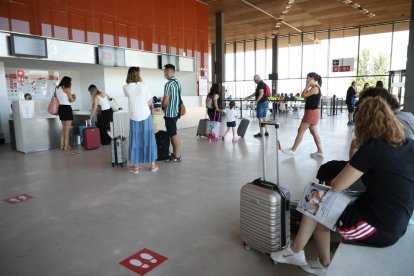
[97,109,113,145]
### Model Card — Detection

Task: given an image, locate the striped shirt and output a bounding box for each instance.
[164,76,181,118]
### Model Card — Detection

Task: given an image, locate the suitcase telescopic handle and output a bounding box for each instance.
[260,121,280,185]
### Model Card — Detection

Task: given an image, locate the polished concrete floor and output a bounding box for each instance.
[0,111,353,276]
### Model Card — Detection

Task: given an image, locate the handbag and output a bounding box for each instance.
[179,101,186,116]
[109,98,122,112]
[47,92,59,115]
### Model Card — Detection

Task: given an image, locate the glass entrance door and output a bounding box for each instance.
[388,70,406,105]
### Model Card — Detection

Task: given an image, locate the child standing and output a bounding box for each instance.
[222,101,238,142]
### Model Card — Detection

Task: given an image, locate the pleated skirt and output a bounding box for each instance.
[129,116,158,164]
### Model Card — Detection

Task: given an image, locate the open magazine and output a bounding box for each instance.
[297,182,353,230]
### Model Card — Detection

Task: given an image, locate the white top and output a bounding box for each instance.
[123,82,151,121]
[98,95,111,111]
[56,87,71,105]
[224,108,237,122]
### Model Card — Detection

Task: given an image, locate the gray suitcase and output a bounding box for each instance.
[197,119,208,137]
[111,120,127,167]
[240,121,290,254]
[237,118,250,138]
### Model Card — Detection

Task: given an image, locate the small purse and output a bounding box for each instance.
[47,91,59,115]
[109,98,122,112]
[179,101,186,116]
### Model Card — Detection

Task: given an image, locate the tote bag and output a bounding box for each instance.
[47,93,59,115]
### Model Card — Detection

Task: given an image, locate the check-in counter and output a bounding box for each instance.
[12,100,61,153]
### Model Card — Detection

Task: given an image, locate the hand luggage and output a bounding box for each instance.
[206,112,221,141]
[237,118,250,138]
[155,130,170,161]
[83,120,101,150]
[111,118,127,167]
[197,119,208,137]
[240,121,290,254]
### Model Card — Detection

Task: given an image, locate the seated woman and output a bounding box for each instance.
[271,96,414,275]
[89,84,113,145]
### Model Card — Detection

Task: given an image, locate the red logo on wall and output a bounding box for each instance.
[333,66,339,72]
[4,194,33,204]
[16,70,25,84]
[340,66,351,72]
[119,248,168,275]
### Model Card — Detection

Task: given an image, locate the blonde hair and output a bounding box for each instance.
[354,97,404,146]
[126,67,142,83]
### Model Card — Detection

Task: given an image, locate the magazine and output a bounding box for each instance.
[297,182,353,230]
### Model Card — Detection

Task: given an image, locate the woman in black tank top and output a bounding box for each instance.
[281,72,324,158]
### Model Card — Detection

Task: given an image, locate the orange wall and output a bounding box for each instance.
[0,0,208,74]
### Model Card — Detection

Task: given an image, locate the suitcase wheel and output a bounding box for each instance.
[243,242,251,250]
[120,163,123,167]
[112,163,115,167]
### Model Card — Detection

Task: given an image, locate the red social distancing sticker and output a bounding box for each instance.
[119,248,168,275]
[4,194,33,204]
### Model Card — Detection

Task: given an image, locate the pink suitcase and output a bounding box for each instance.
[83,120,101,150]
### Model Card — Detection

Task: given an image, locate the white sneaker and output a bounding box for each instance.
[271,246,307,266]
[310,152,324,158]
[300,258,328,276]
[282,148,296,157]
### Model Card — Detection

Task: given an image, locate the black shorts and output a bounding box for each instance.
[227,121,236,127]
[347,104,355,113]
[165,116,178,137]
[58,105,73,121]
[336,204,401,247]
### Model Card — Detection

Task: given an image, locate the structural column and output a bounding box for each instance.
[404,0,414,112]
[215,12,226,102]
[269,35,278,96]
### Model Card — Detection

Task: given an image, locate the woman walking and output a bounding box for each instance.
[123,67,158,173]
[282,72,323,158]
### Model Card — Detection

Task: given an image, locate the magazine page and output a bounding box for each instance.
[297,182,352,230]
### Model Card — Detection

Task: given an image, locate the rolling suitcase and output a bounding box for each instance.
[111,119,127,167]
[197,119,208,137]
[240,121,290,254]
[155,130,170,161]
[237,118,250,138]
[83,120,101,150]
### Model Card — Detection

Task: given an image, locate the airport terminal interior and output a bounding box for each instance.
[1,0,414,275]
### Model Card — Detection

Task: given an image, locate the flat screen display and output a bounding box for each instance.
[97,46,125,67]
[158,54,179,70]
[10,34,48,58]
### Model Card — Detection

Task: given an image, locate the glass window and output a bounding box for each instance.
[236,42,245,81]
[302,32,315,78]
[358,24,392,87]
[289,35,302,78]
[225,43,235,81]
[278,36,289,79]
[245,41,255,81]
[256,39,266,80]
[329,29,359,78]
[391,22,409,71]
[314,31,329,78]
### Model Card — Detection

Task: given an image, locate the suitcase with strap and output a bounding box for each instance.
[240,121,290,254]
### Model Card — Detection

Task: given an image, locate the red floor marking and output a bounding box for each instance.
[4,194,33,204]
[119,248,168,275]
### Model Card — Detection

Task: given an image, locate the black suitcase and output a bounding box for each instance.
[197,119,208,137]
[240,121,290,254]
[237,118,250,138]
[155,130,170,161]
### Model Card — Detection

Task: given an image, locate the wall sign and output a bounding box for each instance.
[4,194,33,204]
[332,58,354,72]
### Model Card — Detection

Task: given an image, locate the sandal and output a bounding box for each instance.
[149,165,159,172]
[128,165,139,174]
[63,146,72,151]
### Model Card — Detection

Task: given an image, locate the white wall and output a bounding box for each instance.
[0,62,10,142]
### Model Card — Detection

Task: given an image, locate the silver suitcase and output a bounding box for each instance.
[240,121,290,254]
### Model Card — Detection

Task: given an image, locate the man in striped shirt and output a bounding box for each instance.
[162,64,182,163]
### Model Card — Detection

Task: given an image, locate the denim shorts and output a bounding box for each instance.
[256,101,268,119]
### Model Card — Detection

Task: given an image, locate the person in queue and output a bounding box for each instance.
[123,67,158,173]
[89,84,113,145]
[272,96,414,275]
[56,76,76,151]
[162,64,182,163]
[282,72,323,158]
[206,83,222,121]
[245,74,269,138]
